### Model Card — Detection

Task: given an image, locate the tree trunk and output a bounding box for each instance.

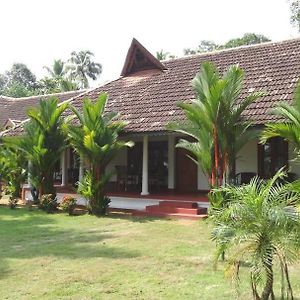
[261,253,274,300]
[213,126,220,187]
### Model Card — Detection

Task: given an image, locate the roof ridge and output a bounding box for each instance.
[162,37,300,63]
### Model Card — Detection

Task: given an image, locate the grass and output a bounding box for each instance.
[0,206,300,299]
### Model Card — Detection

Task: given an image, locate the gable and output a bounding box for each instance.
[121,38,166,76]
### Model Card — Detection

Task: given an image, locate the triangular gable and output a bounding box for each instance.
[121,38,166,76]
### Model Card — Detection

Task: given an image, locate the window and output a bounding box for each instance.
[258,137,288,179]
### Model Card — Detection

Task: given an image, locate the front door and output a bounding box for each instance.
[176,147,197,193]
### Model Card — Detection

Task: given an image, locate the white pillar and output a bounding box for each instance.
[168,135,175,190]
[141,135,149,195]
[79,157,84,181]
[61,151,67,186]
[28,161,32,185]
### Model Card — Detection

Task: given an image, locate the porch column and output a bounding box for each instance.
[61,151,67,186]
[79,157,84,181]
[141,135,149,195]
[168,135,175,190]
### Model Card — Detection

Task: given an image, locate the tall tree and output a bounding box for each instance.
[0,63,38,97]
[67,93,133,215]
[66,50,102,88]
[184,40,219,55]
[5,63,37,90]
[40,59,80,94]
[223,33,270,49]
[170,62,262,188]
[289,0,300,32]
[44,59,65,78]
[184,33,270,56]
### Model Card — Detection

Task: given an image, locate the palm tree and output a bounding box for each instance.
[210,169,300,299]
[156,50,169,61]
[67,93,133,215]
[44,59,65,78]
[261,81,300,152]
[66,50,102,88]
[41,59,80,93]
[171,62,262,188]
[0,145,27,199]
[6,98,69,199]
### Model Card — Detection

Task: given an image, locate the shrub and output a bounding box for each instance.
[8,197,18,209]
[60,195,77,215]
[39,194,58,213]
[77,171,111,215]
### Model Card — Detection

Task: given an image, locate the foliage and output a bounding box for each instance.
[170,62,262,188]
[1,82,36,98]
[60,195,77,215]
[184,40,219,55]
[39,194,58,213]
[66,50,102,88]
[67,93,133,215]
[0,146,27,199]
[6,98,69,200]
[77,171,111,215]
[184,33,270,55]
[223,33,270,49]
[0,63,38,97]
[39,59,80,94]
[289,0,300,32]
[210,169,300,299]
[8,198,18,209]
[156,50,176,60]
[261,81,300,156]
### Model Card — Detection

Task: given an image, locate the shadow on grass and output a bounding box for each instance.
[107,212,169,223]
[0,206,141,278]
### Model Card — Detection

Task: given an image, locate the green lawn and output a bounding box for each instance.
[0,206,300,299]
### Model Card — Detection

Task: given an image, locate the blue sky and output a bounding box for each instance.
[0,0,298,86]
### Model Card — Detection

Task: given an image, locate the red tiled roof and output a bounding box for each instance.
[0,90,86,127]
[68,38,300,132]
[2,38,300,136]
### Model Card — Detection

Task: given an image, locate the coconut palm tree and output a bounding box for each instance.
[261,81,300,152]
[6,98,69,199]
[44,59,65,78]
[41,59,80,93]
[66,50,102,88]
[210,169,300,299]
[67,93,133,215]
[171,62,262,188]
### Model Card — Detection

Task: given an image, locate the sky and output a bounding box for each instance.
[0,0,298,87]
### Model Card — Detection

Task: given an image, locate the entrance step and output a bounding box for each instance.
[132,210,208,220]
[158,201,198,209]
[131,201,208,220]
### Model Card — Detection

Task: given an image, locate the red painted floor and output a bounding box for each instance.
[29,185,209,202]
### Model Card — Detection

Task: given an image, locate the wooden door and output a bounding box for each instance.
[176,147,197,193]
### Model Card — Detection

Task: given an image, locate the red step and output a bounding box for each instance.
[158,201,198,208]
[146,205,206,215]
[132,210,208,220]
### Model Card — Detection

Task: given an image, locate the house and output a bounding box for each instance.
[2,38,300,214]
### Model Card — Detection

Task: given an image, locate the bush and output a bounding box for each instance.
[39,194,58,213]
[8,197,18,209]
[77,172,111,216]
[60,195,77,215]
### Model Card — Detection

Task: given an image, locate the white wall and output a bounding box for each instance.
[197,166,210,190]
[236,138,258,174]
[106,148,127,182]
